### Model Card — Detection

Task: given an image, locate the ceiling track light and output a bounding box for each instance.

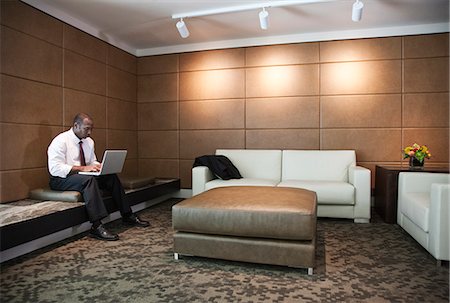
[259,7,269,30]
[352,0,364,22]
[172,0,362,38]
[176,18,189,38]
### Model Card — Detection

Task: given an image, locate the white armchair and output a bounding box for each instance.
[397,172,450,263]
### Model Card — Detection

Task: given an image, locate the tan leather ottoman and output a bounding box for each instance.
[172,186,317,274]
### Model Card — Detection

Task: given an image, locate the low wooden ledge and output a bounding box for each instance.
[0,178,180,251]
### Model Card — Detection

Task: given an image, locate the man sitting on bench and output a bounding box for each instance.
[47,113,149,241]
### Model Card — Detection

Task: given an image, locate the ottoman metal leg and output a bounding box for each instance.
[308,268,313,275]
[174,253,179,260]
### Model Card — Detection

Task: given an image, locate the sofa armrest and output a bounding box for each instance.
[192,166,215,196]
[429,183,450,260]
[349,166,371,222]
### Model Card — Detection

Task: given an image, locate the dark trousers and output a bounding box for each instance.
[49,174,132,223]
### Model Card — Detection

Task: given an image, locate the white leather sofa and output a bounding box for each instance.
[397,172,450,263]
[192,149,371,223]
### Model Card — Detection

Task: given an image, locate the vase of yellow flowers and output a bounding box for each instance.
[403,143,431,170]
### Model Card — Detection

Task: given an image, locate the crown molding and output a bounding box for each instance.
[136,23,450,56]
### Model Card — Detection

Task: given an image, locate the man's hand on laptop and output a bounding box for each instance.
[87,163,101,172]
[79,163,101,172]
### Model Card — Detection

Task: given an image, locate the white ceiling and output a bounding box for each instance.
[22,0,449,57]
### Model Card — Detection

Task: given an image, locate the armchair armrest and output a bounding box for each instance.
[429,183,450,260]
[398,172,449,228]
[398,172,450,193]
[192,166,215,196]
[349,166,371,222]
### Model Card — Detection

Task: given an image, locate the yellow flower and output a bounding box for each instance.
[402,143,432,161]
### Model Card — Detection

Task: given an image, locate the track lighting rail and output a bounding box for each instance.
[173,0,363,38]
[172,0,336,20]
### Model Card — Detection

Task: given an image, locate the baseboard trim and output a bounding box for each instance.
[172,189,192,199]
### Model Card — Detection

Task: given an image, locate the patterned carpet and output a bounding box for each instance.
[0,198,448,303]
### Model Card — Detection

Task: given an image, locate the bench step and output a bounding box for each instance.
[29,188,82,202]
[28,176,155,202]
[119,176,154,190]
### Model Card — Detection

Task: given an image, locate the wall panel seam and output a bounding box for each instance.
[61,86,108,99]
[0,73,62,88]
[1,24,63,49]
[63,48,107,66]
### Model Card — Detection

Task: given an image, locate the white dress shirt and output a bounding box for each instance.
[48,128,98,178]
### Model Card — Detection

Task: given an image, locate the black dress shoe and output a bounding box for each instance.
[122,214,150,227]
[89,224,119,241]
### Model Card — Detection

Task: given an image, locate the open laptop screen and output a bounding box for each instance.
[79,150,127,176]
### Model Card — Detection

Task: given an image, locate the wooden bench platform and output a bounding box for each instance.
[0,178,180,255]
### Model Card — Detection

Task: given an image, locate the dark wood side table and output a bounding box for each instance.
[374,165,449,224]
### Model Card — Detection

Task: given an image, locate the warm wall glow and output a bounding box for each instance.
[324,62,367,93]
[259,66,292,90]
[246,65,318,97]
[321,61,401,95]
[180,69,245,100]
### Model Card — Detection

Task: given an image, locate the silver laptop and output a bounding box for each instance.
[79,150,127,176]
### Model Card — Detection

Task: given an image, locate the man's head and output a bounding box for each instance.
[72,113,93,139]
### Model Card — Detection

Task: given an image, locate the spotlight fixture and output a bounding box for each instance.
[352,0,364,22]
[172,0,340,38]
[259,7,269,30]
[176,18,189,38]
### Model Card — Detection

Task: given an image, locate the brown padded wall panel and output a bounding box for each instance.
[320,37,401,62]
[404,34,449,58]
[180,99,245,130]
[108,130,138,159]
[321,129,402,162]
[1,75,63,126]
[246,42,319,66]
[64,51,106,95]
[64,89,106,128]
[107,98,137,130]
[138,102,178,131]
[180,48,244,71]
[403,93,449,128]
[107,66,137,102]
[108,46,137,74]
[64,24,107,63]
[246,129,320,150]
[138,159,179,179]
[1,1,63,46]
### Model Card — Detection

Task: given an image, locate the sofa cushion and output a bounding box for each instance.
[216,149,282,181]
[400,192,430,232]
[205,178,279,191]
[278,180,355,205]
[282,150,355,182]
